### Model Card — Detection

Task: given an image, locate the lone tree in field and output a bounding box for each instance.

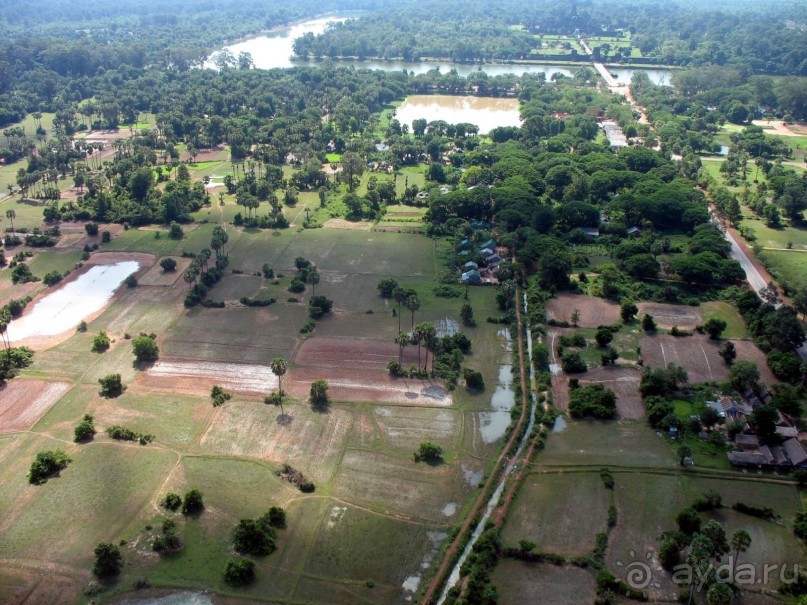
[304,266,320,296]
[132,333,159,363]
[415,442,444,462]
[93,542,123,578]
[620,299,639,322]
[5,209,15,233]
[703,318,728,340]
[98,373,124,398]
[28,450,71,484]
[182,489,204,515]
[224,557,255,587]
[310,379,329,406]
[160,257,177,272]
[270,357,287,402]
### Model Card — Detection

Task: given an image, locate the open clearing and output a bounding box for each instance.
[640,334,775,385]
[139,359,279,394]
[491,561,597,605]
[553,366,642,418]
[501,473,610,554]
[546,293,620,327]
[0,380,71,432]
[637,302,701,329]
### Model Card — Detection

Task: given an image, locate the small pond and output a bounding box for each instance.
[7,261,139,342]
[395,95,521,134]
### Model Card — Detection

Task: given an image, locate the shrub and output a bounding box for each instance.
[125,274,138,288]
[377,278,399,298]
[74,414,96,442]
[211,385,232,406]
[160,493,182,511]
[692,490,722,512]
[28,449,71,484]
[288,278,306,293]
[262,506,287,529]
[233,519,276,556]
[463,368,485,390]
[168,222,184,239]
[310,379,329,405]
[299,319,316,334]
[98,373,124,397]
[92,330,111,353]
[85,222,99,236]
[569,384,617,419]
[182,489,204,515]
[93,543,123,578]
[308,295,333,319]
[160,258,177,272]
[43,270,62,286]
[106,424,153,444]
[415,442,444,462]
[642,314,657,331]
[223,558,255,587]
[101,230,111,243]
[595,328,613,347]
[132,333,159,362]
[733,502,775,520]
[561,352,587,373]
[676,507,701,535]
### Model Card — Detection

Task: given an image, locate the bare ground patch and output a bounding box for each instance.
[296,337,419,369]
[552,366,642,419]
[637,302,702,329]
[546,293,620,327]
[491,561,597,605]
[139,359,278,395]
[323,218,372,231]
[199,401,351,483]
[640,334,734,383]
[288,367,452,406]
[0,380,71,432]
[372,406,460,451]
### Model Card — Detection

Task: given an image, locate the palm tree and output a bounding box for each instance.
[412,324,425,369]
[421,323,437,373]
[305,267,320,296]
[392,286,407,333]
[406,293,420,331]
[730,530,751,578]
[5,210,15,233]
[270,357,288,408]
[395,331,408,364]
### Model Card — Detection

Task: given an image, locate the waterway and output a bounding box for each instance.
[208,16,673,85]
[435,294,538,605]
[7,261,139,342]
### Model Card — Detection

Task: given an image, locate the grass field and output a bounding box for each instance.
[700,301,748,339]
[0,181,514,604]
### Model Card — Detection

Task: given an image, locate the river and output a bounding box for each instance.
[208,16,673,85]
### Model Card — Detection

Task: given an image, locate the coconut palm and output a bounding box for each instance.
[270,357,288,406]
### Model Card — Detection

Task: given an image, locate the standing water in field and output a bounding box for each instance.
[117,593,213,605]
[7,261,139,342]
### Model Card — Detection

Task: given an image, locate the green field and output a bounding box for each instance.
[700,301,749,339]
[0,188,512,604]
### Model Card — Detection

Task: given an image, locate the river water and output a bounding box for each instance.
[208,16,673,85]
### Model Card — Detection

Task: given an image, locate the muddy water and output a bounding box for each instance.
[395,95,521,135]
[7,261,139,342]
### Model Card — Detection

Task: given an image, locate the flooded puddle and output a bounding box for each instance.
[462,464,484,487]
[7,261,139,342]
[442,502,457,516]
[117,593,213,605]
[479,363,515,444]
[553,415,568,432]
[395,95,521,134]
[402,530,447,601]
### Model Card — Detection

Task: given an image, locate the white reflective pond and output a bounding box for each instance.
[395,95,522,134]
[7,261,139,342]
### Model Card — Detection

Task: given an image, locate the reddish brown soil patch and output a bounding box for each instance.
[637,302,702,329]
[0,380,70,431]
[291,337,451,405]
[296,337,419,369]
[182,145,227,163]
[138,257,191,287]
[546,294,620,327]
[732,340,778,386]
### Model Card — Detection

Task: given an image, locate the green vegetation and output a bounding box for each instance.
[28,450,71,485]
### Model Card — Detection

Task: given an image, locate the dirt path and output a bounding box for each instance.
[421,289,530,605]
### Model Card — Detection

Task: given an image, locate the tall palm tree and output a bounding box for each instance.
[392,286,407,333]
[305,267,320,297]
[395,331,408,364]
[270,357,288,409]
[5,210,16,233]
[406,293,420,332]
[730,530,751,578]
